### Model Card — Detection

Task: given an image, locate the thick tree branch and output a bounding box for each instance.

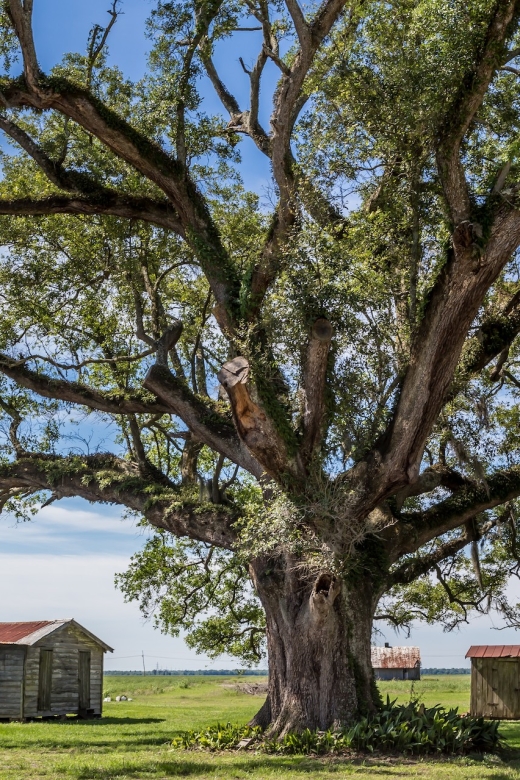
[3,316,252,469]
[436,0,519,224]
[300,318,333,462]
[373,207,520,503]
[201,52,241,116]
[244,0,350,318]
[144,363,264,478]
[217,357,294,479]
[0,453,238,548]
[0,353,171,415]
[0,113,67,188]
[0,194,184,233]
[0,77,240,331]
[7,0,39,91]
[383,464,520,562]
[285,0,309,46]
[0,112,186,232]
[387,519,495,586]
[447,288,520,399]
[394,464,471,511]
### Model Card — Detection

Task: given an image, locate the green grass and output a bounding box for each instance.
[0,675,519,779]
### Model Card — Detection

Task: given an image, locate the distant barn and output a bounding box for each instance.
[0,620,113,721]
[466,645,520,719]
[371,644,421,681]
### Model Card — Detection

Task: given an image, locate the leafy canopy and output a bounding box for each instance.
[0,0,520,660]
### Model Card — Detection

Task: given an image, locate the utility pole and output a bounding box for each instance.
[142,651,146,677]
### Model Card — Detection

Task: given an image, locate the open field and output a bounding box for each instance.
[1,675,520,779]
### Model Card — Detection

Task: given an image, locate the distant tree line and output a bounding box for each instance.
[104,669,268,676]
[421,668,470,675]
[103,668,470,677]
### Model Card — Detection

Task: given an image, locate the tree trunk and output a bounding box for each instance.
[249,556,381,736]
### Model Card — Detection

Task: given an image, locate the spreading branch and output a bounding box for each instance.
[144,362,264,478]
[435,0,519,224]
[384,464,520,562]
[0,194,184,232]
[394,464,471,511]
[6,0,39,90]
[387,518,494,586]
[0,353,171,415]
[0,77,240,331]
[372,207,520,503]
[0,102,184,233]
[0,453,238,548]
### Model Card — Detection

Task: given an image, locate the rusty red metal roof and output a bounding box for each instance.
[0,621,56,643]
[371,646,420,669]
[0,620,114,651]
[466,645,520,658]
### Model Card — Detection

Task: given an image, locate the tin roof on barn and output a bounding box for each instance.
[466,645,520,658]
[0,621,57,643]
[0,620,113,651]
[371,646,421,668]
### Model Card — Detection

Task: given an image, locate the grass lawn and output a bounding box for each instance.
[1,675,520,779]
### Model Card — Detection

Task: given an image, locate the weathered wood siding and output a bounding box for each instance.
[91,648,103,714]
[470,658,520,718]
[0,646,25,718]
[374,667,421,681]
[23,646,41,718]
[23,623,105,717]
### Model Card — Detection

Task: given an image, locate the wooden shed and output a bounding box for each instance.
[0,620,113,721]
[371,644,421,681]
[466,645,520,719]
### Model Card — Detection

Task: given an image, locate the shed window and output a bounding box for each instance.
[38,649,53,711]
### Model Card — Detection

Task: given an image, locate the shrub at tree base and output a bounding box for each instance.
[172,701,502,756]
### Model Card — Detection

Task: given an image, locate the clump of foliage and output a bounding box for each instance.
[172,700,503,756]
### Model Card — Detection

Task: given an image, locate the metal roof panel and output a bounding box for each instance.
[466,645,520,658]
[0,621,59,644]
[0,620,113,651]
[371,646,420,668]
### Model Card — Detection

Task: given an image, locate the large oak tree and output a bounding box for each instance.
[1,0,520,735]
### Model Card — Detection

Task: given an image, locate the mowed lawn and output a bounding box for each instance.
[1,675,520,780]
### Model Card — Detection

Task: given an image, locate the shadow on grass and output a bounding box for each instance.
[73,717,165,726]
[73,756,426,779]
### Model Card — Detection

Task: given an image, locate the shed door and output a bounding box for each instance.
[0,647,24,718]
[38,649,53,712]
[79,651,91,710]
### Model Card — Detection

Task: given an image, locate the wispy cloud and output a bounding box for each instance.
[0,500,153,556]
[0,551,239,670]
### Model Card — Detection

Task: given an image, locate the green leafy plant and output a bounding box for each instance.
[172,700,503,756]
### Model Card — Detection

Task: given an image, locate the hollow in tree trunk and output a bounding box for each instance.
[249,556,381,736]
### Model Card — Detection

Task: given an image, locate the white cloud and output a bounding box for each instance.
[2,506,132,538]
[0,500,152,556]
[0,544,244,670]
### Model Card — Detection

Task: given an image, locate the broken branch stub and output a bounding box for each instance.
[218,357,292,478]
[156,321,183,366]
[218,356,250,388]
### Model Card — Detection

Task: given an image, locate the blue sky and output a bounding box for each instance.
[1,0,520,671]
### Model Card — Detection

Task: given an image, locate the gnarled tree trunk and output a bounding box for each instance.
[249,556,381,736]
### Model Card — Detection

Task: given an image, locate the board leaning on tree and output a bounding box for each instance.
[1,0,520,735]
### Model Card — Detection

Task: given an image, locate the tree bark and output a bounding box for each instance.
[248,556,380,735]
